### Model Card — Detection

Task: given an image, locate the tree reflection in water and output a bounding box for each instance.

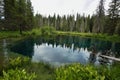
[89,44,97,64]
[10,35,120,66]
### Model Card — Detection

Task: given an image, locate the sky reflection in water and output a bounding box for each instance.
[32,43,99,66]
[10,36,120,66]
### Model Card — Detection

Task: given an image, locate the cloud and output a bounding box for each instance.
[31,0,110,16]
[83,0,97,10]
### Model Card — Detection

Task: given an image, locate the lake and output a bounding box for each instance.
[1,35,120,66]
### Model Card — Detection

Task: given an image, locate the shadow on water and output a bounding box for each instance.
[10,35,120,66]
[10,37,34,58]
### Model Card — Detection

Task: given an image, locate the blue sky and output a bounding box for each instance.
[31,0,111,16]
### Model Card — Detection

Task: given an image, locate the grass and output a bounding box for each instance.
[0,31,22,39]
[0,29,41,39]
[1,28,120,43]
[0,27,54,39]
[55,31,120,42]
[26,62,55,80]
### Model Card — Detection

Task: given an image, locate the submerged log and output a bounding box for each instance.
[99,55,120,62]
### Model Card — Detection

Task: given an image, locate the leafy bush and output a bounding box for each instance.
[40,26,55,35]
[8,57,30,69]
[31,28,41,35]
[110,64,120,80]
[0,68,36,80]
[0,57,37,80]
[55,63,105,80]
[97,66,111,80]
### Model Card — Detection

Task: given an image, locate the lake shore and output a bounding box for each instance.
[0,29,120,43]
[55,31,120,43]
[0,30,120,80]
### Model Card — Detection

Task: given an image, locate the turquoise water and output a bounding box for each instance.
[10,35,120,66]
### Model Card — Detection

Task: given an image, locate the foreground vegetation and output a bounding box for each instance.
[0,57,54,80]
[0,57,120,80]
[56,63,120,80]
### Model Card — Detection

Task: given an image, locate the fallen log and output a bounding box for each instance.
[99,55,120,62]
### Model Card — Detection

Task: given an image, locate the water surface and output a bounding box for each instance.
[9,35,120,66]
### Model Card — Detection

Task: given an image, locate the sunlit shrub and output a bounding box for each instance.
[8,57,30,69]
[55,63,105,80]
[1,68,36,80]
[40,26,56,35]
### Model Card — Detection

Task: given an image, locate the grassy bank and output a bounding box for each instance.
[0,29,42,39]
[0,28,120,42]
[55,31,120,42]
[0,26,55,39]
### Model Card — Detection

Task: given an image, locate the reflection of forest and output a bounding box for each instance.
[10,37,34,58]
[35,35,120,57]
[0,39,8,74]
[10,35,120,59]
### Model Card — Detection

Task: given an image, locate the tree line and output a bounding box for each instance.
[35,0,120,35]
[0,0,120,35]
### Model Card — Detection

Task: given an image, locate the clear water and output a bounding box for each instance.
[9,35,120,66]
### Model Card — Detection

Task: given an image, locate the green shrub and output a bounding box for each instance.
[97,66,111,80]
[0,68,36,80]
[0,57,37,80]
[55,63,105,80]
[8,57,30,69]
[110,64,120,80]
[40,26,55,35]
[31,29,41,35]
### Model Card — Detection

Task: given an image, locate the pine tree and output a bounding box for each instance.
[4,0,34,32]
[56,15,61,30]
[4,0,18,30]
[26,0,34,30]
[53,14,56,28]
[80,14,85,32]
[93,0,105,33]
[34,13,43,28]
[61,15,67,31]
[75,13,81,32]
[0,0,4,19]
[68,15,75,31]
[115,19,120,35]
[17,0,26,34]
[107,0,120,34]
[0,0,4,30]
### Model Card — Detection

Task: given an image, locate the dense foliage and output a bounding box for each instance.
[0,0,34,33]
[1,69,36,80]
[0,57,36,80]
[0,56,120,80]
[40,26,56,35]
[0,0,119,35]
[0,56,55,80]
[55,63,105,80]
[55,63,120,80]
